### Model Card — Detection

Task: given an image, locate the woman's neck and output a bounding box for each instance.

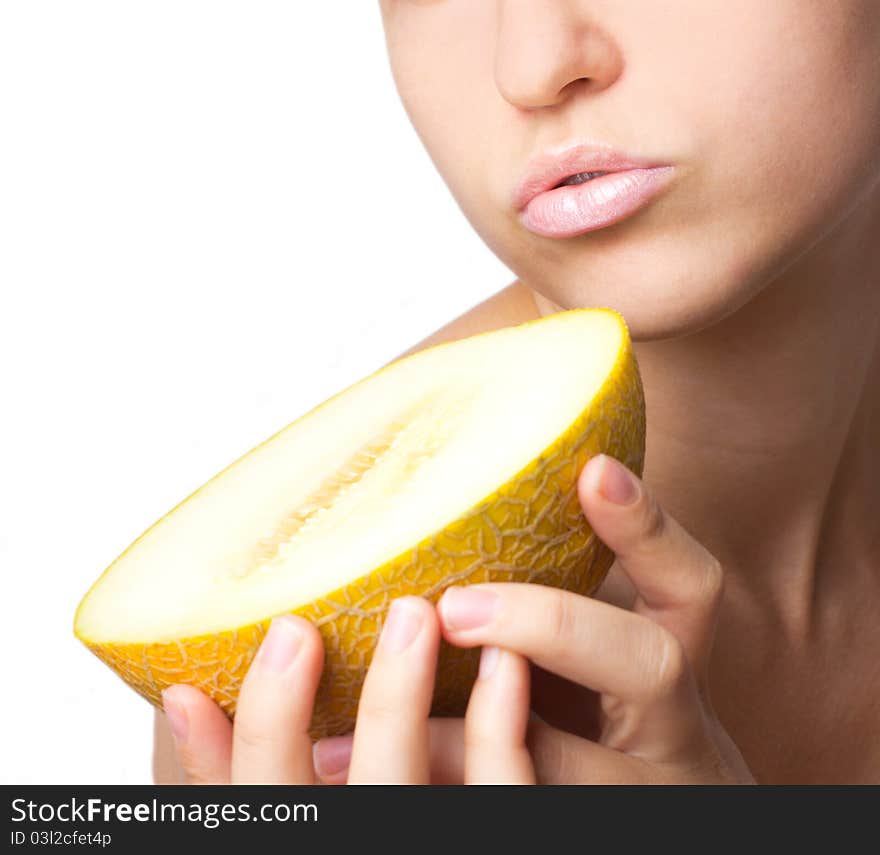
[527,193,880,626]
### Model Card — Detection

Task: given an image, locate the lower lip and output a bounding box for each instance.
[520,166,675,238]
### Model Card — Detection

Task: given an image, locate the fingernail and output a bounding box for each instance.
[162,691,188,744]
[380,597,424,653]
[440,586,498,631]
[313,736,352,778]
[594,454,640,506]
[256,615,303,672]
[478,645,500,680]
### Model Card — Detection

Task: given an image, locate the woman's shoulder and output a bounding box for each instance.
[390,280,542,363]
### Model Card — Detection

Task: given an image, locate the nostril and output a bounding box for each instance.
[559,76,594,98]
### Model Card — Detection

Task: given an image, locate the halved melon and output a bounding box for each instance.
[74,307,645,738]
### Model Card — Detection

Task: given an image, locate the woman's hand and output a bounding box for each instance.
[160,590,535,783]
[314,454,754,784]
[161,453,754,784]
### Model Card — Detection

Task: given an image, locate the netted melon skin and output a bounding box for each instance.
[84,327,645,739]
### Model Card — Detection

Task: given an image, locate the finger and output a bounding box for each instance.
[526,718,653,784]
[439,582,694,708]
[578,454,724,680]
[438,582,706,756]
[161,684,233,784]
[464,647,535,784]
[312,735,354,785]
[231,614,324,784]
[314,717,466,785]
[347,596,440,784]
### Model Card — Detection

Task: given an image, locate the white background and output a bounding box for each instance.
[0,2,511,783]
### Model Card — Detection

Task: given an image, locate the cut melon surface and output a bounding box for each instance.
[75,307,646,738]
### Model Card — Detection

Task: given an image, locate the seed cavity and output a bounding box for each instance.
[226,393,469,581]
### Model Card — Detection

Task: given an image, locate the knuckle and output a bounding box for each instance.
[600,691,627,722]
[233,720,277,755]
[698,554,725,604]
[640,493,667,543]
[177,748,221,784]
[547,592,576,649]
[644,629,689,700]
[356,692,405,726]
[184,769,219,785]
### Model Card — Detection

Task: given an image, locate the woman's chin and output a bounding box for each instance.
[522,269,756,342]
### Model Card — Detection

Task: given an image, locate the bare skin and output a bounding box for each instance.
[154,2,880,783]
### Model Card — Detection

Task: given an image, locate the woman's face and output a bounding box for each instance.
[378,1,880,339]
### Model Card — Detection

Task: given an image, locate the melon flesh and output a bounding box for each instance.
[74,307,646,737]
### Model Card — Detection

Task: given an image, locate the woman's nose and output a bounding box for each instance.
[495,0,623,110]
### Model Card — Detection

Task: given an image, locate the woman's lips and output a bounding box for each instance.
[519,166,675,239]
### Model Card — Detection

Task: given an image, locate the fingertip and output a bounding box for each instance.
[415,595,441,635]
[436,616,461,647]
[161,682,208,709]
[256,613,325,676]
[436,585,499,643]
[161,684,230,730]
[395,594,437,623]
[486,648,531,698]
[436,588,454,633]
[313,734,353,783]
[378,595,439,654]
[578,454,604,510]
[284,613,326,665]
[280,612,323,641]
[579,453,641,508]
[478,644,500,680]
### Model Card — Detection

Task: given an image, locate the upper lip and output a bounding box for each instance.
[511,141,669,211]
